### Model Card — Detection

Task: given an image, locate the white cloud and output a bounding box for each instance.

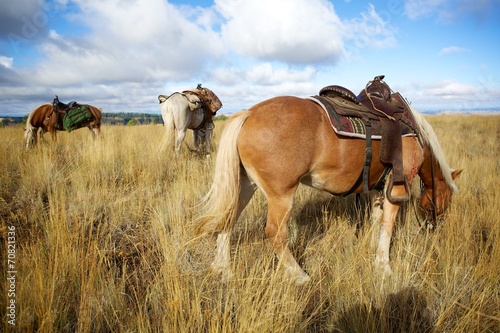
[30,0,225,86]
[246,63,316,86]
[0,55,14,68]
[217,0,344,64]
[438,46,470,56]
[344,4,397,51]
[426,80,476,97]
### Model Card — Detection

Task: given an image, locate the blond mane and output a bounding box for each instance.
[408,105,458,192]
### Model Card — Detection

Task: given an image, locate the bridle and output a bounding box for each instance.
[418,151,442,228]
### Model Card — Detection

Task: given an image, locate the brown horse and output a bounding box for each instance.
[24,101,102,149]
[197,96,462,284]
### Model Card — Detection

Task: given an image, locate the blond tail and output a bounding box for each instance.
[196,110,251,235]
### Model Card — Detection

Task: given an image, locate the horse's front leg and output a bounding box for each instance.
[374,194,401,276]
[39,129,48,143]
[192,129,200,151]
[50,129,57,142]
[204,129,213,156]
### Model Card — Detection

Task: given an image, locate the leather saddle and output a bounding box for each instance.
[53,95,79,111]
[316,75,410,202]
[319,75,404,119]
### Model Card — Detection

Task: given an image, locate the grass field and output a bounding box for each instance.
[0,115,499,332]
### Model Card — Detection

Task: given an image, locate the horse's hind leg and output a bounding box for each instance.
[89,125,101,139]
[175,128,187,154]
[265,190,310,284]
[211,172,256,279]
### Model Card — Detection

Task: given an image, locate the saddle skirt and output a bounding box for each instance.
[308,93,417,140]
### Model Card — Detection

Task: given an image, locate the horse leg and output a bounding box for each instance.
[211,173,256,280]
[204,129,213,156]
[39,129,47,143]
[175,128,187,154]
[374,194,401,276]
[50,128,57,142]
[265,192,310,285]
[211,232,232,279]
[88,125,101,139]
[192,129,200,151]
[368,191,385,250]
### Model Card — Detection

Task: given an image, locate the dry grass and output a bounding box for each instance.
[0,115,499,332]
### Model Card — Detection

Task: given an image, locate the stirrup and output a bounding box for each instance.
[386,174,410,203]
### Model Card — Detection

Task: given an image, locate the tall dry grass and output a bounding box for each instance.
[0,115,499,332]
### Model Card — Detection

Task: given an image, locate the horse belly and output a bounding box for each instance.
[304,137,376,194]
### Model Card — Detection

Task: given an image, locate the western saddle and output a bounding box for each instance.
[48,96,81,130]
[317,75,411,202]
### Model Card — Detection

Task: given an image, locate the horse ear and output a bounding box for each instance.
[451,168,463,180]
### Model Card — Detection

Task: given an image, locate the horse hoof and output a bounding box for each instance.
[211,263,233,281]
[294,274,311,285]
[374,261,393,277]
[284,269,311,285]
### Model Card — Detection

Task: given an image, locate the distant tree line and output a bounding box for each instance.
[1,112,230,127]
[103,113,163,125]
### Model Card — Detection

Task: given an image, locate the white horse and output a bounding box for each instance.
[158,85,222,155]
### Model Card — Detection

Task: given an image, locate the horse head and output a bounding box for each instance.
[24,126,37,149]
[419,168,463,226]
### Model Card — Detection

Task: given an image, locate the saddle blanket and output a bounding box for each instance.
[308,95,418,140]
[63,105,93,132]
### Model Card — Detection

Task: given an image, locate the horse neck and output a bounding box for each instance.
[418,143,449,195]
[30,104,54,127]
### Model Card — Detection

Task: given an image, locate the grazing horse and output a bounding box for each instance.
[159,84,222,155]
[24,99,102,149]
[196,96,462,284]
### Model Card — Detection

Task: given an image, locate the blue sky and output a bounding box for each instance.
[0,0,499,116]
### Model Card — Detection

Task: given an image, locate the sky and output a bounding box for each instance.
[0,0,499,116]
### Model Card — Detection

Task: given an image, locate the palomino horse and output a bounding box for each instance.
[24,100,102,149]
[159,84,222,155]
[197,96,462,284]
